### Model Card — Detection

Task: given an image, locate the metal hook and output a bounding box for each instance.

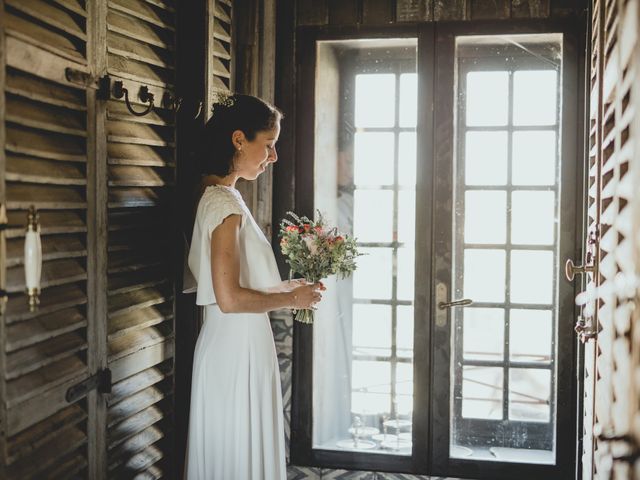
[194,101,204,119]
[112,81,154,117]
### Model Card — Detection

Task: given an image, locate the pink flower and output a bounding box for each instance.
[303,235,318,255]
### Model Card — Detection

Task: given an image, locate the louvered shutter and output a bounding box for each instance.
[105,0,176,478]
[1,0,92,478]
[580,0,640,478]
[206,0,233,109]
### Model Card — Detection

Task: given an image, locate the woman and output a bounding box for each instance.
[185,94,321,479]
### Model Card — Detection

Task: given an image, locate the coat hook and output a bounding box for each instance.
[194,101,204,119]
[112,80,155,117]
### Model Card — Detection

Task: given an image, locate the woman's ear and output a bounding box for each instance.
[231,130,246,151]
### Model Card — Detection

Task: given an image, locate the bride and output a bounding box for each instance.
[184,94,322,479]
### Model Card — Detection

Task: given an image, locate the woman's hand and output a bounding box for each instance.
[290,283,323,310]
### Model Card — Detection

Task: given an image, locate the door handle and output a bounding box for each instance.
[565,258,594,282]
[438,298,473,310]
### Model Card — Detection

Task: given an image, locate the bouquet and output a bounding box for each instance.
[279,211,360,324]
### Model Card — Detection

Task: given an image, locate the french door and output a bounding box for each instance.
[426,22,581,480]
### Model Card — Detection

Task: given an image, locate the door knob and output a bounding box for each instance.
[565,258,594,282]
[438,298,473,310]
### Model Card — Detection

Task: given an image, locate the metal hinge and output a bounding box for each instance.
[66,368,112,403]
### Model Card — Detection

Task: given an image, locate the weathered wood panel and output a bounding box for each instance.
[105,2,177,476]
[1,0,90,477]
[396,0,433,22]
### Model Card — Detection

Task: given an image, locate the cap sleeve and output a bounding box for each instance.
[187,187,245,306]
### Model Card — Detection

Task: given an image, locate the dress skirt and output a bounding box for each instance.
[184,305,286,480]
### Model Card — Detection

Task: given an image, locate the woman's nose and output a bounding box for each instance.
[269,147,278,163]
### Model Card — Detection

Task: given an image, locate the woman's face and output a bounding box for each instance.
[233,122,280,180]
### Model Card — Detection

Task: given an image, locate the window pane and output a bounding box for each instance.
[396,363,414,416]
[510,309,552,363]
[399,73,417,128]
[354,132,395,186]
[399,132,417,187]
[398,190,415,244]
[353,248,392,299]
[510,250,554,304]
[511,191,555,245]
[354,190,393,242]
[462,366,503,419]
[397,306,414,358]
[513,70,557,126]
[466,71,509,126]
[355,74,395,128]
[465,131,508,186]
[512,131,557,185]
[352,361,391,415]
[464,191,506,244]
[353,305,392,356]
[397,248,414,301]
[509,369,551,422]
[463,308,505,361]
[463,249,506,303]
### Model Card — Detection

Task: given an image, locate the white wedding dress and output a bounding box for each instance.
[185,185,286,480]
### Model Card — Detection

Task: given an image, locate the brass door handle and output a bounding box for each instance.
[438,298,473,310]
[565,258,594,282]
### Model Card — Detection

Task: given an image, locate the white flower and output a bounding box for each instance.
[303,235,318,255]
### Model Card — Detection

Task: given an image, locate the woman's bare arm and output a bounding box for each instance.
[210,214,321,313]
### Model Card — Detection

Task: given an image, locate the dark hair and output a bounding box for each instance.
[199,94,283,177]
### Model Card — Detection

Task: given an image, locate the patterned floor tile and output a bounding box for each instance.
[321,469,377,480]
[375,473,431,480]
[288,465,322,479]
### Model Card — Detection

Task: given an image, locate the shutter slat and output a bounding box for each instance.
[6,68,86,111]
[108,100,174,127]
[108,31,174,70]
[108,425,164,470]
[5,284,87,324]
[108,120,174,147]
[6,183,86,210]
[6,258,87,292]
[107,10,174,50]
[108,404,167,448]
[108,187,163,208]
[108,365,170,405]
[109,444,164,478]
[110,341,174,384]
[6,0,87,41]
[6,95,86,137]
[6,331,86,379]
[109,0,175,31]
[108,287,171,317]
[4,12,85,63]
[6,154,86,186]
[108,384,169,427]
[7,307,87,352]
[108,143,174,167]
[108,54,173,88]
[6,355,87,407]
[109,165,173,187]
[6,126,86,162]
[109,304,173,341]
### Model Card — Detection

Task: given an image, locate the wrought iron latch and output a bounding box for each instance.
[66,368,112,403]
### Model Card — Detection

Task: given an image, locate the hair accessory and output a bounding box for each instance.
[211,91,236,117]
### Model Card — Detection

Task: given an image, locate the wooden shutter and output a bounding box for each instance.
[0,0,92,478]
[105,0,176,478]
[205,0,233,110]
[581,0,640,478]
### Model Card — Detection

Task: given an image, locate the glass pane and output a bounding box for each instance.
[510,309,552,363]
[509,369,551,422]
[354,190,393,242]
[354,132,395,186]
[513,70,557,126]
[463,249,506,303]
[353,248,392,299]
[352,361,391,415]
[396,363,414,416]
[510,250,554,304]
[397,248,414,301]
[398,190,415,244]
[398,132,417,187]
[355,74,395,128]
[464,191,506,244]
[463,308,505,361]
[462,366,503,419]
[465,131,508,186]
[466,71,509,126]
[511,191,556,245]
[397,306,414,358]
[512,131,557,185]
[353,305,392,356]
[399,73,417,128]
